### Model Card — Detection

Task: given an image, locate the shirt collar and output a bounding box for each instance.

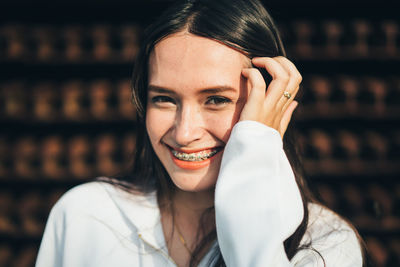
[100,182,167,250]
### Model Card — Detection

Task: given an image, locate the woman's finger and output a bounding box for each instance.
[280,101,298,138]
[251,57,290,106]
[272,57,302,111]
[279,85,300,114]
[240,68,267,122]
[241,68,266,101]
[273,57,302,86]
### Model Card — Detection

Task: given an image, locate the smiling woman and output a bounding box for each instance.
[146,33,249,192]
[36,0,365,267]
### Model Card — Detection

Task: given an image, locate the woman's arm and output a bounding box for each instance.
[215,120,363,267]
[214,57,362,266]
[215,56,302,266]
[215,120,303,267]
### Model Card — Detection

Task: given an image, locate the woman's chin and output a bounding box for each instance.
[164,150,223,193]
[169,171,218,193]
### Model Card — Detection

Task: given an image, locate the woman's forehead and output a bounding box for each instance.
[148,32,250,90]
[149,32,250,70]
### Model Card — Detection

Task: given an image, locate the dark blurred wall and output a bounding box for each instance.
[0,0,399,266]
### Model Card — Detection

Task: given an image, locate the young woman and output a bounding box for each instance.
[36,0,365,266]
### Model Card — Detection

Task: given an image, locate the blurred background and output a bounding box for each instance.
[0,0,399,266]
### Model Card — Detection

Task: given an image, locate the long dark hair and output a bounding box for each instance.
[103,0,364,266]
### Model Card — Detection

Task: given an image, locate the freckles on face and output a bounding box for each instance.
[145,32,250,192]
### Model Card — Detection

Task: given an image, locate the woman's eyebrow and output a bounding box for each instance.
[148,85,176,94]
[198,86,237,95]
[148,85,237,94]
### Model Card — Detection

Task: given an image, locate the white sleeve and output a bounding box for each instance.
[214,120,362,267]
[35,200,66,267]
[215,120,303,267]
[290,223,363,267]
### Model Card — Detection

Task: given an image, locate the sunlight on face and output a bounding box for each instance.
[146,32,251,192]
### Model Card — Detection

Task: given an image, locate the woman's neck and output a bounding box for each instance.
[160,186,216,239]
[160,187,216,266]
[172,187,215,221]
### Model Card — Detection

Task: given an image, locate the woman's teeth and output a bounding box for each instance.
[171,148,220,162]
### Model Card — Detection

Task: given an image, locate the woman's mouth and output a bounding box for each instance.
[167,146,223,170]
[171,148,221,162]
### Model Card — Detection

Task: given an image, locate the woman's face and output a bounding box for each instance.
[146,32,250,192]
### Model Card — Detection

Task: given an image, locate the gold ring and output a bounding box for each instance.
[283,91,291,99]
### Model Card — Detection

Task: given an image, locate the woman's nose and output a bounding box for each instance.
[172,104,204,146]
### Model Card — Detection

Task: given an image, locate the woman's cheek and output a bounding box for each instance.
[146,108,175,142]
[205,109,239,143]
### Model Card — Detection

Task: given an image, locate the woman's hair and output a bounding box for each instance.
[103,0,365,266]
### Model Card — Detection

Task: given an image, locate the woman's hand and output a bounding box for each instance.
[240,56,302,138]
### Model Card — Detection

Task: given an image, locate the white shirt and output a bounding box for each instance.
[36,121,363,267]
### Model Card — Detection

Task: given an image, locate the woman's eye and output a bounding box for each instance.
[206,96,232,105]
[151,95,176,104]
